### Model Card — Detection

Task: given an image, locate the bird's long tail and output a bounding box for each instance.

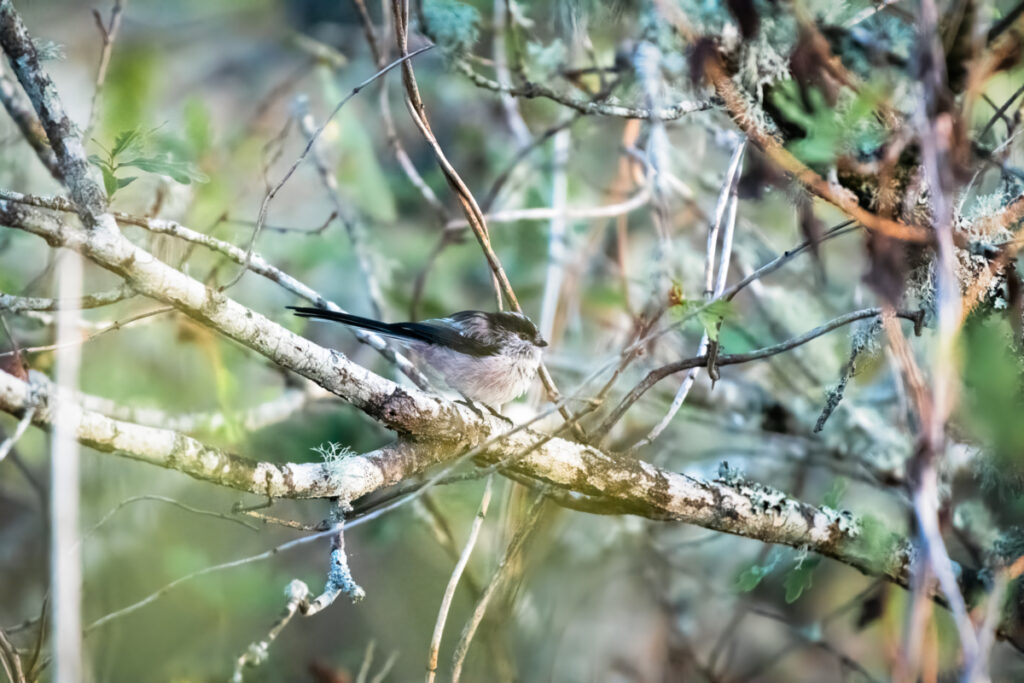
[288,306,430,345]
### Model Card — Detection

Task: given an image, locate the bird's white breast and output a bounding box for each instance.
[415,344,542,405]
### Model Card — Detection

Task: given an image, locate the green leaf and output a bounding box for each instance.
[121,154,208,184]
[704,299,735,319]
[87,153,110,171]
[736,564,770,592]
[100,165,118,198]
[116,176,138,190]
[783,557,821,603]
[736,548,782,592]
[772,81,886,165]
[673,298,735,341]
[698,310,723,341]
[823,477,848,508]
[111,126,145,159]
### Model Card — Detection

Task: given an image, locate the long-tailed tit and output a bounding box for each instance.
[288,307,548,405]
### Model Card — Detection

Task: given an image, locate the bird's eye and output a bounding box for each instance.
[518,333,529,341]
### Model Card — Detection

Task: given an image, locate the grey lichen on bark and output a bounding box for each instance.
[0,0,116,232]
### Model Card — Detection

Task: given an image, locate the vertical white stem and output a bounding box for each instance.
[425,476,493,683]
[539,128,570,341]
[632,140,746,450]
[704,141,746,296]
[51,253,83,683]
[492,0,531,149]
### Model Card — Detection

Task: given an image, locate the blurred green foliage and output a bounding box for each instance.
[772,82,887,166]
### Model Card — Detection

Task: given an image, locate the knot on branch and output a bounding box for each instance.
[370,385,418,433]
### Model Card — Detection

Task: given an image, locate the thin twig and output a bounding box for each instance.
[0,67,61,180]
[301,499,365,615]
[491,0,531,147]
[0,627,25,683]
[538,128,570,340]
[80,495,260,546]
[0,284,135,313]
[455,60,711,120]
[368,652,399,683]
[231,579,309,682]
[480,115,579,213]
[595,307,923,439]
[0,402,34,463]
[391,1,580,432]
[628,139,746,452]
[219,44,433,291]
[355,640,376,683]
[978,80,1024,140]
[445,186,651,230]
[426,476,493,683]
[450,492,546,682]
[350,0,449,222]
[0,189,431,389]
[0,306,175,358]
[84,525,342,633]
[84,0,125,140]
[294,95,387,319]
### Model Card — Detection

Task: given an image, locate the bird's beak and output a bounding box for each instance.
[536,339,548,348]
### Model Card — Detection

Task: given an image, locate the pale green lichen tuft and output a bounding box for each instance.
[32,39,65,62]
[716,465,807,519]
[819,505,861,537]
[815,316,883,432]
[422,0,480,62]
[312,442,355,467]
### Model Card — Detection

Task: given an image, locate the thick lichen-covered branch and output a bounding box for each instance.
[0,352,934,603]
[0,368,449,499]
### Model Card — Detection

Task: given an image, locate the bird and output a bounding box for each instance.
[288,307,548,406]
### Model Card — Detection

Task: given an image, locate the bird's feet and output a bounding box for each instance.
[483,402,513,424]
[456,398,513,424]
[456,398,485,420]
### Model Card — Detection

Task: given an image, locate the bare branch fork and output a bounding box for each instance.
[232,499,364,681]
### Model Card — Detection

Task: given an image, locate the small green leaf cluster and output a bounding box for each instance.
[88,125,208,199]
[670,292,735,343]
[736,478,847,603]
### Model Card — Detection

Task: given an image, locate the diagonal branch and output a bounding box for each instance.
[0,366,448,499]
[391,1,580,432]
[0,68,61,181]
[0,1,113,229]
[0,354,907,584]
[0,188,432,390]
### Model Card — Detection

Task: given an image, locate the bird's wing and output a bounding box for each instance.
[288,307,497,357]
[396,317,497,357]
